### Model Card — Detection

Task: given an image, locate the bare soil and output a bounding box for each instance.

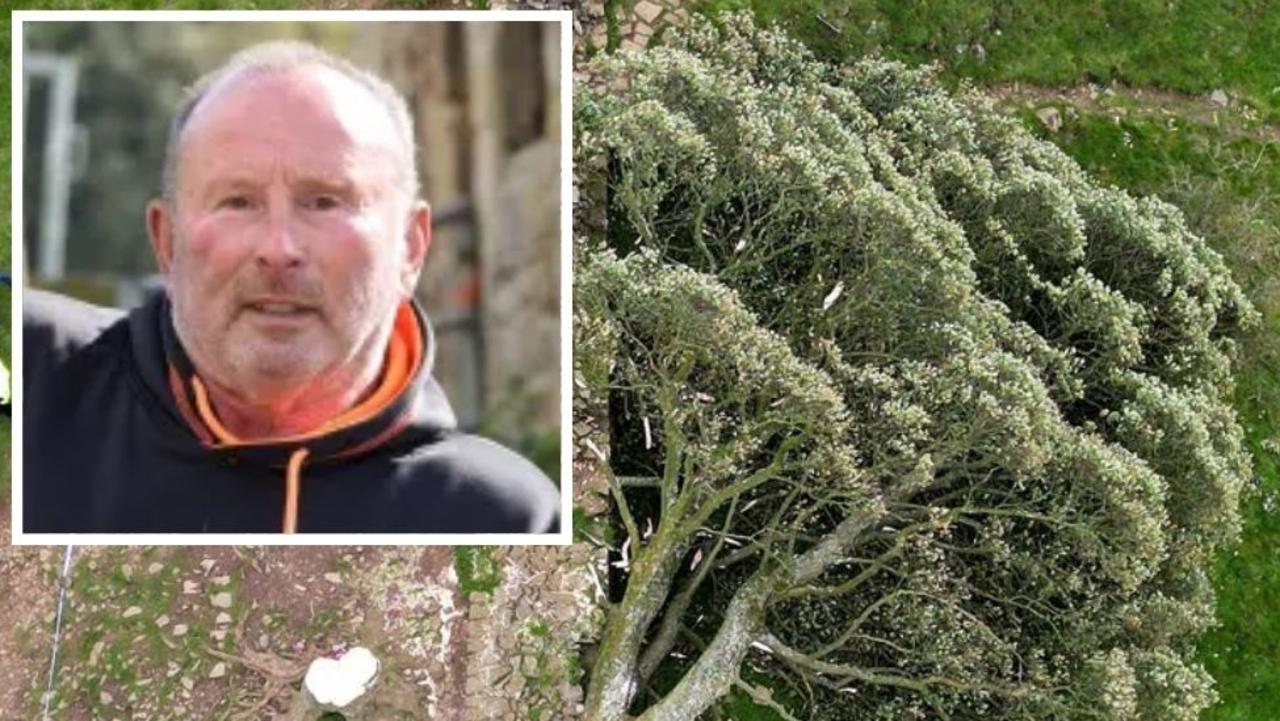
[5,544,468,721]
[0,533,62,721]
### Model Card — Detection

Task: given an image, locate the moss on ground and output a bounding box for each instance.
[40,548,250,720]
[455,546,503,596]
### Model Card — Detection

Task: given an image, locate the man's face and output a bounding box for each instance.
[148,66,427,405]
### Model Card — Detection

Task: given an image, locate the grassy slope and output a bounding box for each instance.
[685,4,1280,720]
[698,0,1280,121]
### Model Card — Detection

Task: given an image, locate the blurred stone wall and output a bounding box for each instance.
[354,22,561,457]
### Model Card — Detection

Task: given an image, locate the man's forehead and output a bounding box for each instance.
[198,158,369,187]
[181,64,401,158]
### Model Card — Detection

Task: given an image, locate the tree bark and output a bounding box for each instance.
[631,508,882,721]
[633,563,781,721]
[583,523,689,721]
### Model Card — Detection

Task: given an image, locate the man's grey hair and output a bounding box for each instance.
[161,40,419,206]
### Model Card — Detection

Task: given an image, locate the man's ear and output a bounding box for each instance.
[401,200,431,296]
[147,199,175,275]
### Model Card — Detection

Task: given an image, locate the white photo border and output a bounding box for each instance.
[11,9,574,547]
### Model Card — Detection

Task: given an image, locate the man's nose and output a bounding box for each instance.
[256,202,305,269]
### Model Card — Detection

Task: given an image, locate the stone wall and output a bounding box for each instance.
[463,545,605,720]
[355,21,561,445]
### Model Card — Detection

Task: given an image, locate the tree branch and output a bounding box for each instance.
[584,513,691,721]
[636,496,739,687]
[632,562,784,721]
[733,678,804,721]
[603,463,643,555]
[791,504,882,584]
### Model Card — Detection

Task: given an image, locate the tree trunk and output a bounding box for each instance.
[633,564,781,721]
[597,508,883,721]
[583,526,688,721]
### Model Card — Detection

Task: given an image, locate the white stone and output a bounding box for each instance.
[1036,106,1062,133]
[634,0,662,24]
[122,606,142,619]
[155,615,170,627]
[210,592,233,609]
[209,662,227,679]
[148,562,164,575]
[304,646,380,708]
[172,624,189,637]
[215,612,232,625]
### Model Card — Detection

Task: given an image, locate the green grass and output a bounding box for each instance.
[1034,112,1279,195]
[454,546,503,596]
[1200,364,1280,721]
[695,0,1280,121]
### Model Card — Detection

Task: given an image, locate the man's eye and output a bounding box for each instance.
[306,195,342,211]
[219,196,253,210]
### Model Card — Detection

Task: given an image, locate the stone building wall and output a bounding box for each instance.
[354,21,561,446]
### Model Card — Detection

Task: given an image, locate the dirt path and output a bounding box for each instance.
[987,81,1280,143]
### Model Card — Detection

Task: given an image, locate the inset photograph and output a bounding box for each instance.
[15,12,569,541]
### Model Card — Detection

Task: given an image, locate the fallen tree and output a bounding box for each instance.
[573,14,1256,721]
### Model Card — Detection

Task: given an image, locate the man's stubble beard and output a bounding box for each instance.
[166,213,409,413]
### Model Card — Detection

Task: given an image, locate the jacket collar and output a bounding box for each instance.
[130,292,456,468]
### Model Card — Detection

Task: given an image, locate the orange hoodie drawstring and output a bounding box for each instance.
[175,302,423,533]
[191,378,312,534]
[283,448,310,534]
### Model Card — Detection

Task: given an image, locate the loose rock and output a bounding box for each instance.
[1036,106,1062,133]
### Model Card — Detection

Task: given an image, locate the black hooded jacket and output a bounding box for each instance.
[23,289,560,534]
